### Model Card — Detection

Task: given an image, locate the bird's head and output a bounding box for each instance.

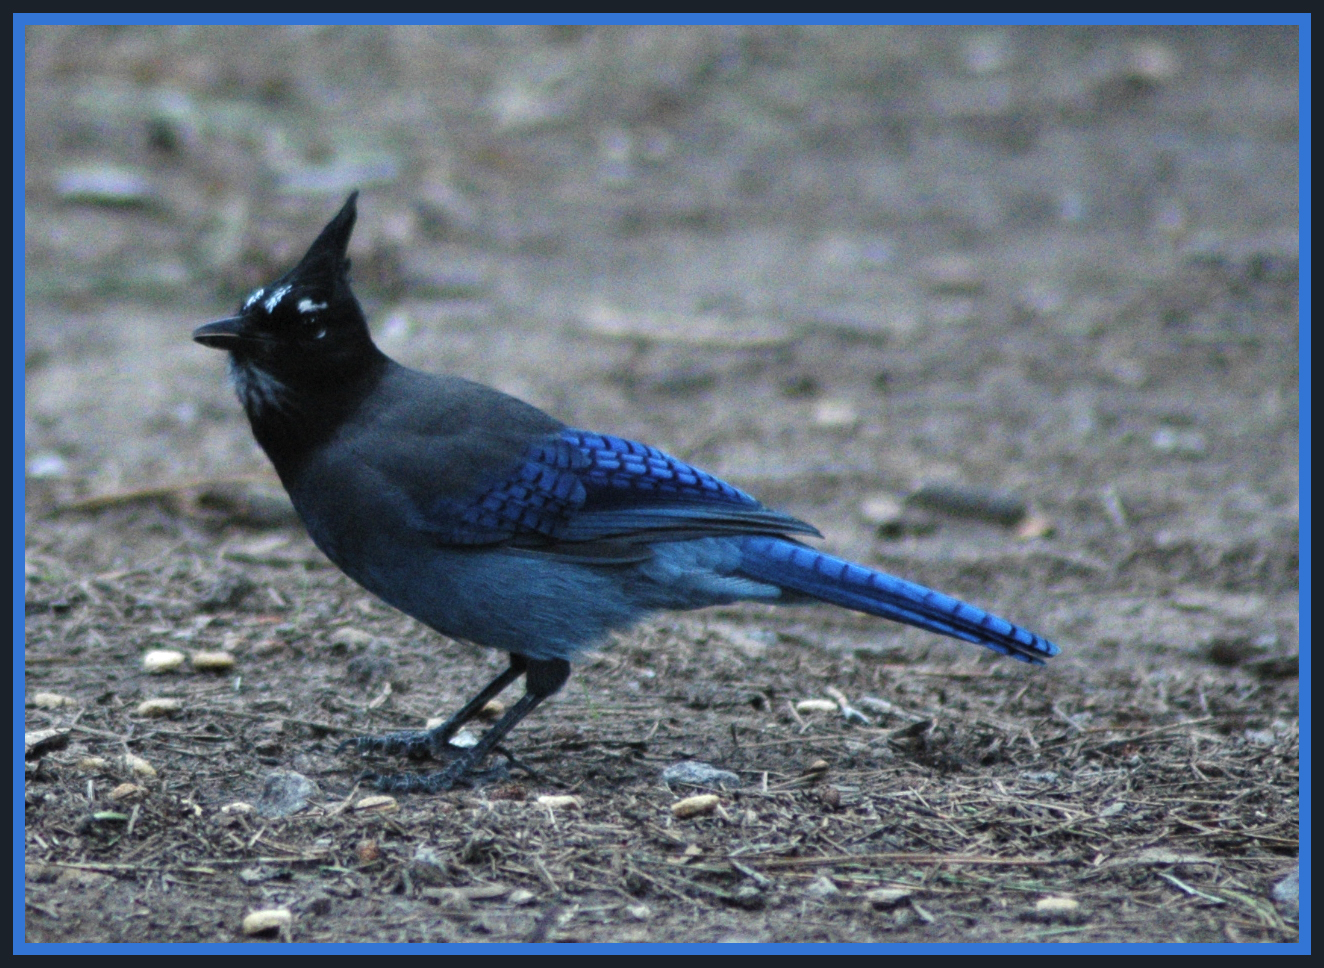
[194,192,381,415]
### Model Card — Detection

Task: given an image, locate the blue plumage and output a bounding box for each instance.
[194,193,1060,793]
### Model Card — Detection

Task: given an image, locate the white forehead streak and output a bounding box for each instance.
[297,298,328,314]
[263,285,292,314]
[242,287,266,311]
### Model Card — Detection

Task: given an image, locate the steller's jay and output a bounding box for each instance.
[194,193,1060,793]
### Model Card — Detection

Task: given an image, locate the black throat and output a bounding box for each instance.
[232,345,391,483]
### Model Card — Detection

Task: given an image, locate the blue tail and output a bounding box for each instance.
[737,537,1060,665]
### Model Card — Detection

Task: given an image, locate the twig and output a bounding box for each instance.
[739,852,1069,870]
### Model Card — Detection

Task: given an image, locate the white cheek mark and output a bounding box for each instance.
[229,358,288,416]
[297,298,328,314]
[242,287,266,311]
[263,285,292,314]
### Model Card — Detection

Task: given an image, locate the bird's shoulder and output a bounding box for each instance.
[334,364,565,497]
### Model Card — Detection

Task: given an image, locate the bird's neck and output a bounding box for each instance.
[238,349,391,481]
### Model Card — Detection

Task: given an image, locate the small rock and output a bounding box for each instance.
[509,889,537,906]
[1127,40,1180,84]
[1014,513,1055,540]
[143,649,186,673]
[191,650,236,672]
[907,484,1026,526]
[31,691,76,709]
[135,698,182,718]
[448,728,480,749]
[1027,896,1084,923]
[238,866,282,885]
[1271,865,1299,916]
[864,887,913,909]
[76,756,109,772]
[55,165,153,206]
[796,699,839,714]
[242,908,292,936]
[356,839,380,863]
[123,754,157,778]
[963,31,1009,75]
[328,627,375,648]
[478,699,505,719]
[535,794,582,810]
[812,399,860,430]
[256,771,319,818]
[220,801,254,814]
[671,794,720,818]
[661,760,741,790]
[806,876,839,898]
[27,453,69,479]
[859,492,905,526]
[1151,427,1207,457]
[109,782,145,801]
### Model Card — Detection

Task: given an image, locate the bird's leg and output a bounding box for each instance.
[369,657,570,793]
[340,654,528,760]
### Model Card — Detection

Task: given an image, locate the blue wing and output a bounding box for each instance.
[401,427,1060,663]
[416,429,819,552]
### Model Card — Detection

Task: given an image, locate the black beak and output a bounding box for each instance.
[194,316,257,350]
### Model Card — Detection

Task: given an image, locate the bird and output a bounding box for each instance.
[194,192,1060,793]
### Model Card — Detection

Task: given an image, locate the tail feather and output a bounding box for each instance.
[738,537,1060,665]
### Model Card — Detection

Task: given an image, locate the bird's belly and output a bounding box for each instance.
[315,539,649,663]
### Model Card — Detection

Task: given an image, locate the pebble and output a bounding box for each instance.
[864,887,913,909]
[328,627,375,648]
[806,876,839,898]
[1151,427,1207,457]
[795,699,839,714]
[812,399,860,430]
[31,692,76,709]
[1027,896,1084,923]
[242,909,292,936]
[135,698,182,717]
[55,165,153,205]
[535,794,582,810]
[191,650,236,671]
[142,649,186,673]
[124,754,157,777]
[256,770,319,818]
[27,453,69,478]
[109,782,145,801]
[661,760,741,790]
[671,794,720,818]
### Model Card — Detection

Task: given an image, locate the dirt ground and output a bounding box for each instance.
[22,26,1300,946]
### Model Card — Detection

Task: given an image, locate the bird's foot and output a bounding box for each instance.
[338,728,454,761]
[361,754,507,794]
